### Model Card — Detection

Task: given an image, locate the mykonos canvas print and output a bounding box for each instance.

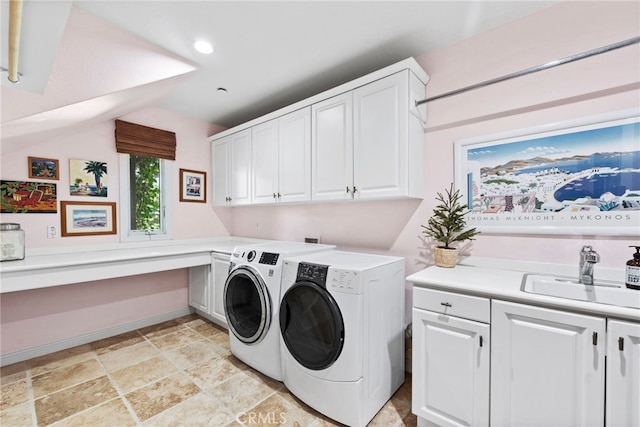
[455,110,639,236]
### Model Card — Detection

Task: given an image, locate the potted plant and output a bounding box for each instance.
[422,183,480,268]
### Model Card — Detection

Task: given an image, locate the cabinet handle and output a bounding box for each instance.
[618,337,624,351]
[592,332,598,346]
[479,336,484,347]
[346,186,351,193]
[273,193,277,199]
[440,302,452,308]
[353,186,358,194]
[277,193,281,199]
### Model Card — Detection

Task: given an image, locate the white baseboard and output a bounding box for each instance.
[0,308,192,367]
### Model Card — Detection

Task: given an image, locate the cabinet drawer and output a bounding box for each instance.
[413,287,490,323]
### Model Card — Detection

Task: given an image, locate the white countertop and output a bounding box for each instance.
[407,262,639,322]
[0,237,271,293]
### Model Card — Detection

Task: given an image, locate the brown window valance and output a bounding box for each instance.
[115,119,176,160]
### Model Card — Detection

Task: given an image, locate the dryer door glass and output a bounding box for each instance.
[224,266,271,344]
[279,281,344,370]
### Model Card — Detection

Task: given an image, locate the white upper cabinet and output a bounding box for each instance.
[210,58,429,206]
[252,107,311,204]
[313,70,425,202]
[212,130,251,206]
[311,92,354,201]
[251,119,279,204]
[354,72,410,199]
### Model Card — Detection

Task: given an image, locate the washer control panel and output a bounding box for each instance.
[259,251,279,265]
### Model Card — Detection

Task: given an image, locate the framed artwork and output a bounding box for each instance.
[69,159,108,197]
[454,109,639,236]
[28,157,59,180]
[0,180,57,213]
[179,168,206,203]
[60,201,117,237]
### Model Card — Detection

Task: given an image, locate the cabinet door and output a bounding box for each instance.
[412,308,489,427]
[229,129,252,205]
[211,254,231,327]
[311,92,353,201]
[491,300,605,427]
[188,265,211,313]
[252,119,279,204]
[279,107,311,203]
[353,72,408,200]
[606,319,640,427]
[212,139,229,205]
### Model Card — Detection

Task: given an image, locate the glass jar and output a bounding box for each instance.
[0,223,25,261]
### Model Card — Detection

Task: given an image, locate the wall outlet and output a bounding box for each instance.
[47,225,57,239]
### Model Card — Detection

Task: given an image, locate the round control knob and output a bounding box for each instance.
[247,250,256,262]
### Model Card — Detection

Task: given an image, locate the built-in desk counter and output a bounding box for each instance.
[0,237,269,293]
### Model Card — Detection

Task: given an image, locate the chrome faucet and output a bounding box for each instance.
[579,246,600,285]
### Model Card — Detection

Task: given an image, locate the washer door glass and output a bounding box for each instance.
[279,281,344,370]
[224,266,271,344]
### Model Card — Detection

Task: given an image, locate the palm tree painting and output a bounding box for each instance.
[70,159,108,197]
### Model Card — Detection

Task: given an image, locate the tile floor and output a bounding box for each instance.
[1,314,416,427]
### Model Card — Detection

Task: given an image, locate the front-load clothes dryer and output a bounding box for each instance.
[279,251,405,427]
[224,241,334,381]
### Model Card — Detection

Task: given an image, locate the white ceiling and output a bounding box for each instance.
[2,0,559,132]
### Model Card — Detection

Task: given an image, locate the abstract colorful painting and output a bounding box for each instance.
[28,157,59,180]
[0,180,58,213]
[455,110,639,236]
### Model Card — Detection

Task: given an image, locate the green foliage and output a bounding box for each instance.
[130,156,161,230]
[422,183,480,249]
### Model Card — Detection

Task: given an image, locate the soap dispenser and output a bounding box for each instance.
[626,246,640,290]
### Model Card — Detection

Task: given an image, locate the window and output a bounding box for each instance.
[114,119,176,242]
[119,154,172,241]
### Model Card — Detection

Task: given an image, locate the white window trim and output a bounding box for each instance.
[119,154,172,242]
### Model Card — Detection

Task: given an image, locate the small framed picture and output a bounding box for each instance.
[60,201,117,237]
[28,157,59,180]
[179,168,206,203]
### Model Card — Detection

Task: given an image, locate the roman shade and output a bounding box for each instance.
[115,119,176,160]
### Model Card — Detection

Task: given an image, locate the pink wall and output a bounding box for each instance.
[1,107,230,248]
[226,1,640,276]
[0,269,188,354]
[1,1,639,358]
[1,108,229,358]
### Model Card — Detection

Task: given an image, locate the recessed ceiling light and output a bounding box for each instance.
[194,40,214,54]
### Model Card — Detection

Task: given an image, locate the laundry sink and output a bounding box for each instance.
[521,274,640,309]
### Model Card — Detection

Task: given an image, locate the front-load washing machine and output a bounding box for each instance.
[279,251,405,427]
[224,241,334,381]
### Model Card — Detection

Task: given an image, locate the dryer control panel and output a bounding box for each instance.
[297,263,328,287]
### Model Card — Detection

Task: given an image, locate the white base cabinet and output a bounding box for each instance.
[413,287,638,427]
[187,253,230,328]
[606,319,640,427]
[412,288,490,427]
[491,300,606,427]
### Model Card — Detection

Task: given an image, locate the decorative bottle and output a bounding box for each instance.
[626,246,640,290]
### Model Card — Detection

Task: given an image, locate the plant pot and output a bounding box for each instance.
[434,246,458,268]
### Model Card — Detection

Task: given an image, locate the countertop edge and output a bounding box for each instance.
[408,265,639,322]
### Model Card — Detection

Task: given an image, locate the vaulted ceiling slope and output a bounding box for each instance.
[0,0,559,143]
